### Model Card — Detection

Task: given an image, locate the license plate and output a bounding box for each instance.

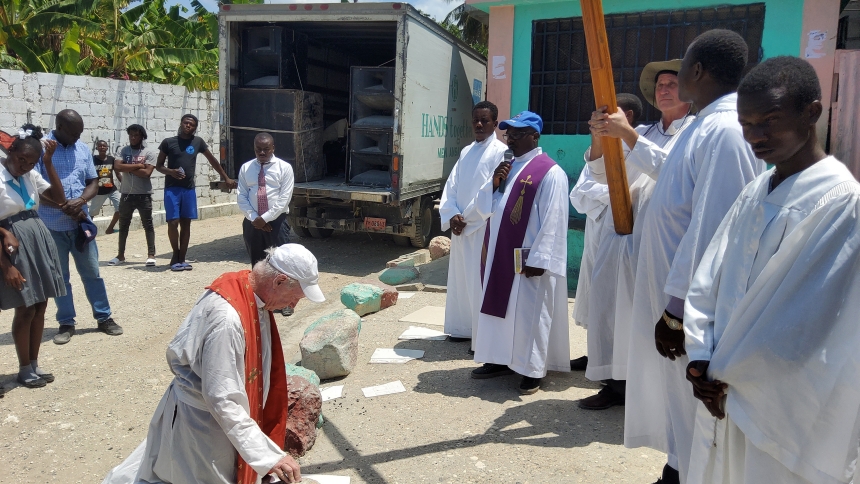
[364,217,386,231]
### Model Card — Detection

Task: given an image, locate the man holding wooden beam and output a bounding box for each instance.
[621,30,764,484]
[570,60,695,412]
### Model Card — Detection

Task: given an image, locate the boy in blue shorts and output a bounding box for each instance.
[156,114,236,271]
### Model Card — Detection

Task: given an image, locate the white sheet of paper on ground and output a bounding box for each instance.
[398,292,417,299]
[303,475,351,484]
[320,385,344,402]
[398,305,445,326]
[369,348,425,363]
[269,474,350,484]
[398,325,449,341]
[362,380,407,398]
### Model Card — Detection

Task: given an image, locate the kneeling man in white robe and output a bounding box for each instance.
[685,57,860,484]
[439,100,507,347]
[469,110,570,395]
[102,244,326,484]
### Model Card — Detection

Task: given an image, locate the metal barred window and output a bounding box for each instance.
[530,4,766,135]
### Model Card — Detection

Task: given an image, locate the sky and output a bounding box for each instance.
[171,0,459,21]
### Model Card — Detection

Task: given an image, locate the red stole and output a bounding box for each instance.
[207,270,289,484]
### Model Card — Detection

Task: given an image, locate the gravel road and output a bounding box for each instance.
[0,215,663,483]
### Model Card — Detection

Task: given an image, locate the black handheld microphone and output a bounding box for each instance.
[498,149,514,193]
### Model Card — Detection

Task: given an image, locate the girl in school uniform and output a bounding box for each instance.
[0,124,68,388]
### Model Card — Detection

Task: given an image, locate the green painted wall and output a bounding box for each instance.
[480,0,806,290]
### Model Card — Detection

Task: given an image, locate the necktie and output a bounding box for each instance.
[257,164,269,215]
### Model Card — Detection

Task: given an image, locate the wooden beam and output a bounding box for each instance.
[580,0,634,235]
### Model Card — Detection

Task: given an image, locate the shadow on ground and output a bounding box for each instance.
[305,399,623,482]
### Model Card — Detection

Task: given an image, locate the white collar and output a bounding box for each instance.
[514,147,542,163]
[0,162,16,183]
[254,293,267,315]
[697,92,738,117]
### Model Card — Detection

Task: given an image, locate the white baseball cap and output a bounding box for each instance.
[267,244,326,303]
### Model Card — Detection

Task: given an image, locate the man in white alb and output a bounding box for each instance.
[621,29,765,484]
[102,244,326,484]
[684,56,860,484]
[571,64,696,411]
[468,111,570,396]
[440,101,507,347]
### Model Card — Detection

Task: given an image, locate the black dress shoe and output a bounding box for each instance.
[652,463,680,484]
[470,363,514,379]
[570,355,588,371]
[577,385,625,410]
[519,376,542,395]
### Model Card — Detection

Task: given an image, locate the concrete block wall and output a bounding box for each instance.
[0,69,239,228]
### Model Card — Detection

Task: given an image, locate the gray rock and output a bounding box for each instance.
[395,282,425,292]
[299,309,362,380]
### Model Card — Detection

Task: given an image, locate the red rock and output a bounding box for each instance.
[429,236,451,260]
[380,287,399,309]
[285,375,322,457]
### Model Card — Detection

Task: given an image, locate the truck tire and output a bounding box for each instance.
[409,197,434,248]
[308,228,334,239]
[392,235,411,246]
[292,225,312,238]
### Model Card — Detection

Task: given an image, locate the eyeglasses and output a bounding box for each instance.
[503,132,531,140]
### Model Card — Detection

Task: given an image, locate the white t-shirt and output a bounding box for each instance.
[0,160,50,220]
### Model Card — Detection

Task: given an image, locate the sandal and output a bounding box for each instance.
[170,263,185,272]
[145,258,156,267]
[107,257,124,266]
[182,262,193,271]
[17,374,46,388]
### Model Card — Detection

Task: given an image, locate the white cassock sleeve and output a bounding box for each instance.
[527,166,570,277]
[682,197,743,362]
[467,175,503,224]
[569,164,608,220]
[200,315,285,477]
[625,136,668,181]
[583,141,629,185]
[439,160,461,231]
[664,128,760,300]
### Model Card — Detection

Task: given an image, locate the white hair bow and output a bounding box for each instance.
[18,129,32,139]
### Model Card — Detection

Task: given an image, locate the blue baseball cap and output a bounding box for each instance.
[499,111,543,133]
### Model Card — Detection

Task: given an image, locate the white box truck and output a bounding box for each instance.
[218,2,488,247]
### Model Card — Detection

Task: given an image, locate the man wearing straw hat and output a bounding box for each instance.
[570,59,695,412]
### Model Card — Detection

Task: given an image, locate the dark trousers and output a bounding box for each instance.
[117,194,155,257]
[242,213,290,266]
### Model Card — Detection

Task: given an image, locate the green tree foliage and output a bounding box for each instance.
[0,0,261,90]
[442,2,487,57]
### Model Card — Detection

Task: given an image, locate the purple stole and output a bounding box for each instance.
[480,153,557,319]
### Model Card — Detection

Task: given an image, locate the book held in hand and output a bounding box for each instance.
[514,247,531,274]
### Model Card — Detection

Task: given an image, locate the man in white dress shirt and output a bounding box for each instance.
[439,101,507,347]
[570,76,695,411]
[102,244,326,484]
[468,111,570,395]
[684,56,860,484]
[237,132,295,267]
[619,29,766,484]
